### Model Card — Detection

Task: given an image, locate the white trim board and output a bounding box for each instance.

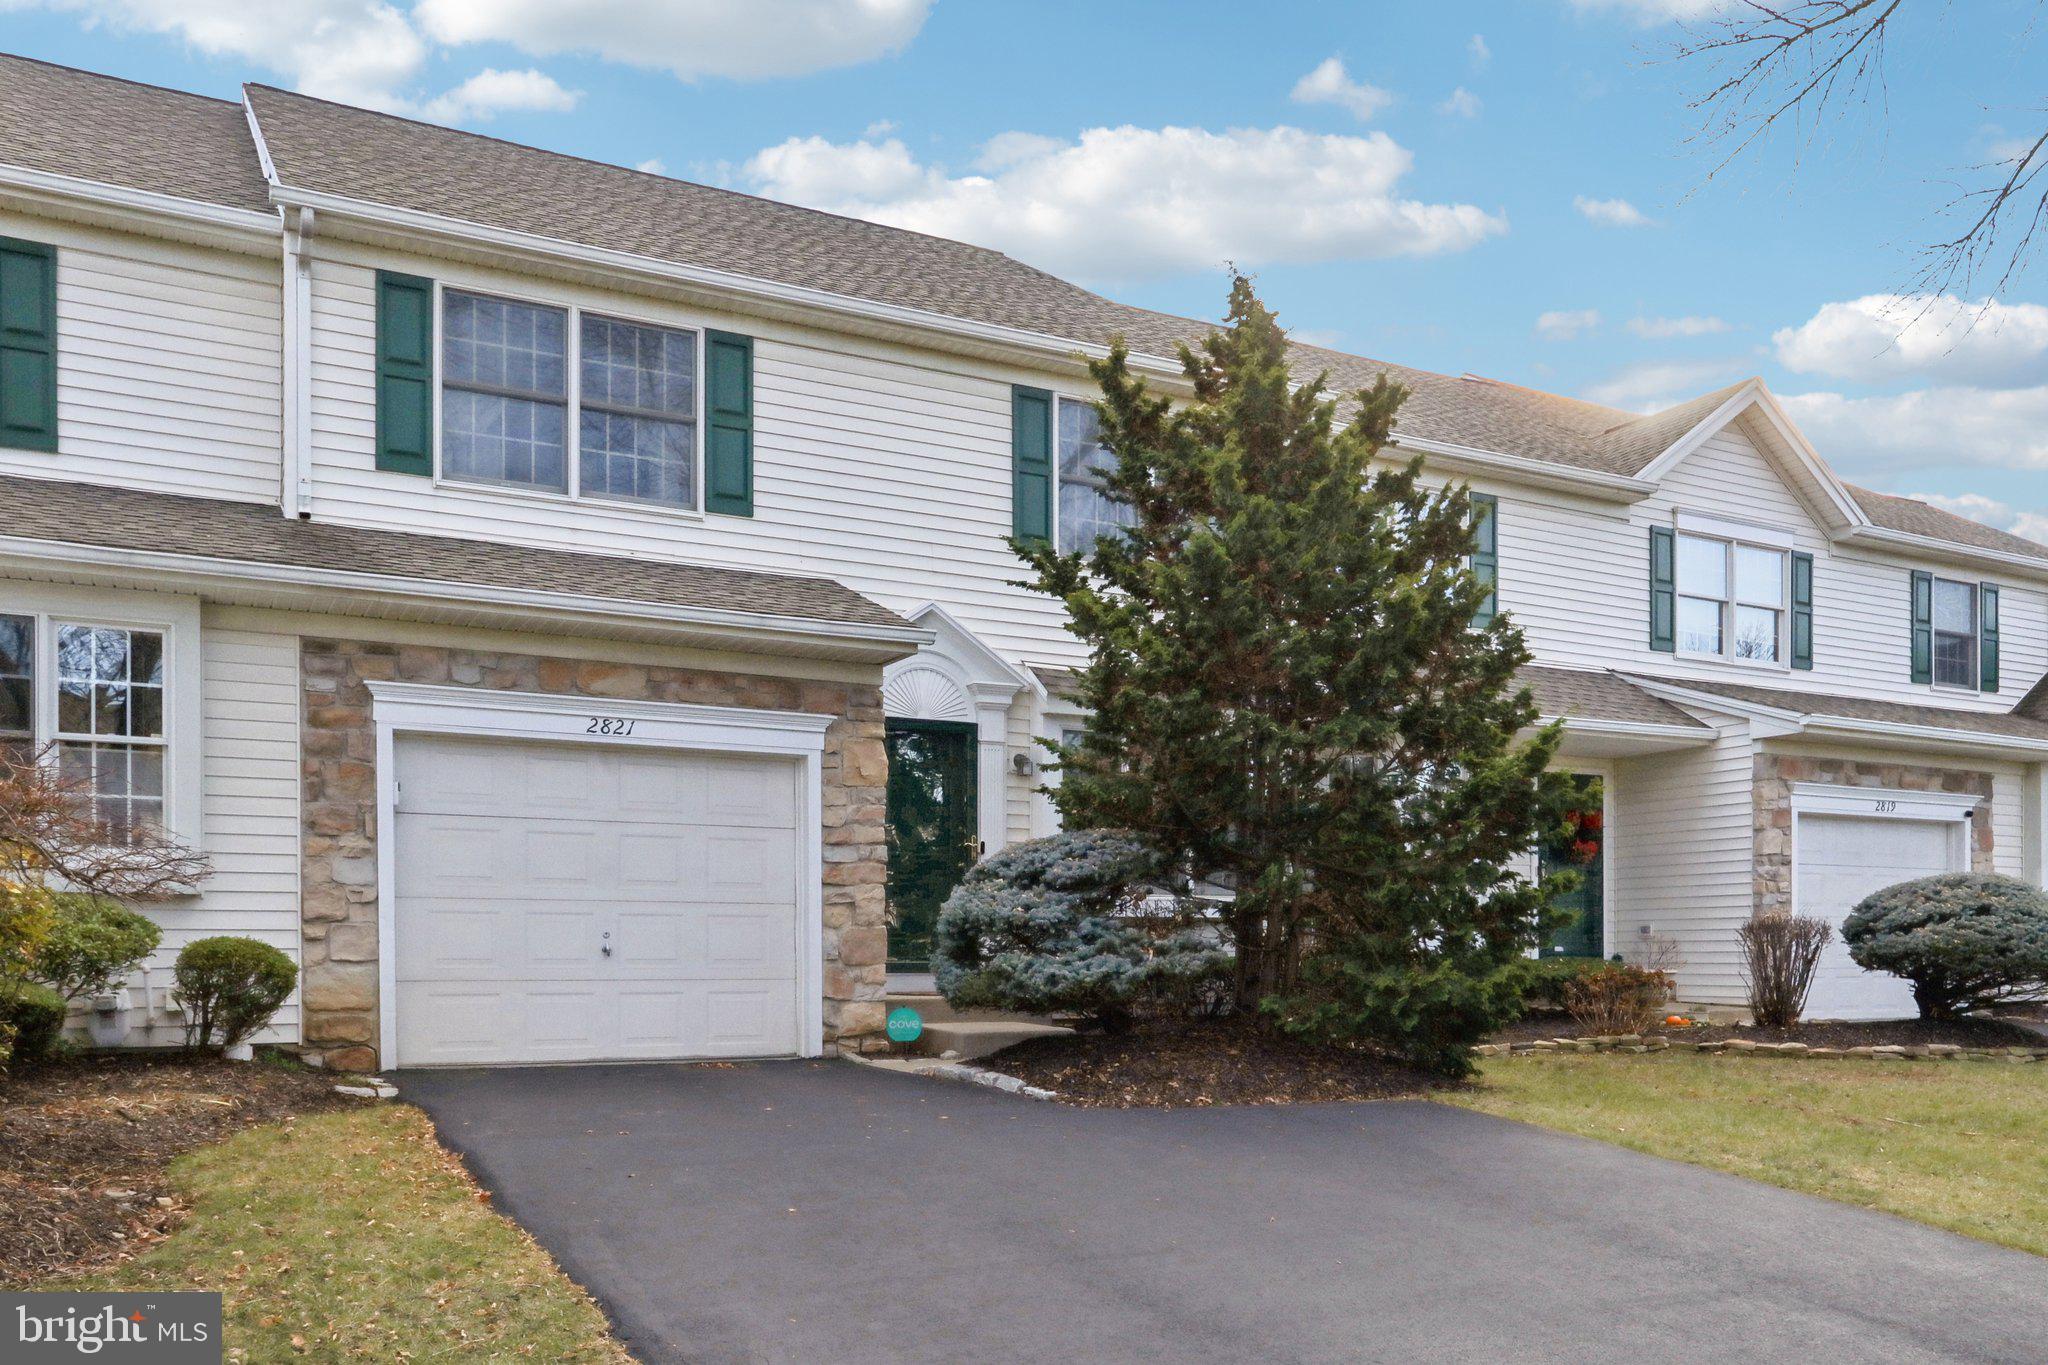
[1787,781,1981,822]
[366,681,832,1067]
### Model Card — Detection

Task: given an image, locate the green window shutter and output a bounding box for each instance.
[374,271,433,476]
[1469,492,1498,627]
[1648,525,1676,652]
[1909,570,1933,684]
[1981,582,2000,692]
[0,236,58,453]
[1011,385,1053,543]
[705,329,754,516]
[1789,551,1814,671]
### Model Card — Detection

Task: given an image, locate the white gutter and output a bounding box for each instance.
[1621,674,2048,758]
[1543,714,1711,743]
[0,532,932,659]
[1836,524,2048,584]
[266,184,1191,384]
[0,162,277,248]
[1389,434,1657,501]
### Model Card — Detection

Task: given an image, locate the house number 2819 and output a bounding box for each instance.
[1873,799,1898,813]
[586,717,637,736]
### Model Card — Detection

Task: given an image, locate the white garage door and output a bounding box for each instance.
[393,734,803,1066]
[1797,813,1961,1021]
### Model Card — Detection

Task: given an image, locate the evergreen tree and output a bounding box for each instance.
[1017,276,1574,1069]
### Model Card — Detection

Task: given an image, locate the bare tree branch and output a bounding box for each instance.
[1669,1,2047,302]
[0,745,211,901]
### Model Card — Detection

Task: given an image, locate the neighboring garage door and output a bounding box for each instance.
[393,734,803,1066]
[1797,813,1962,1021]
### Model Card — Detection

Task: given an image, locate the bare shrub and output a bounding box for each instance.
[1737,914,1832,1029]
[1561,964,1673,1035]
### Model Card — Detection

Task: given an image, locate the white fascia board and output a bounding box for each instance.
[1617,675,1809,737]
[1622,674,2048,758]
[1834,525,2048,585]
[1546,714,1712,744]
[267,183,1190,384]
[0,162,279,251]
[0,533,932,660]
[1388,434,1656,501]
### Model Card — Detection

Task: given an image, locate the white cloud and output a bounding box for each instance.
[1290,56,1396,122]
[420,68,579,122]
[739,126,1507,284]
[1903,492,2048,545]
[1536,308,1601,341]
[1568,0,1731,23]
[1292,327,1345,349]
[1779,386,2048,473]
[1438,87,1482,118]
[863,119,899,139]
[1468,34,1491,69]
[1628,314,1730,339]
[1583,357,1747,410]
[1574,194,1656,228]
[414,0,933,80]
[0,0,428,109]
[634,157,667,175]
[1772,294,2048,388]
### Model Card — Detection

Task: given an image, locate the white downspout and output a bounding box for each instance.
[279,205,315,518]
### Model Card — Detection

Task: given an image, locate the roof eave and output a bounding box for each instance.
[1834,524,2048,583]
[0,161,277,251]
[1389,434,1657,501]
[0,533,931,664]
[264,181,1193,385]
[1621,675,2048,757]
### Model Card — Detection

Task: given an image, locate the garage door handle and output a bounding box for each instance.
[601,944,613,958]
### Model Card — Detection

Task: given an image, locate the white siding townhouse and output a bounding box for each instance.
[3,54,2047,1067]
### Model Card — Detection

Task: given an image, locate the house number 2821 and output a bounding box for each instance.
[586,717,637,736]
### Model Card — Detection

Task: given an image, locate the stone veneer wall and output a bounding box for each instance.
[298,637,887,1069]
[1752,753,1994,917]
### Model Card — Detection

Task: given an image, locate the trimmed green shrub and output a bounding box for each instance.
[1518,955,1613,1011]
[1269,945,1533,1079]
[173,936,297,1051]
[932,830,1229,1030]
[34,894,161,1002]
[2,981,68,1066]
[1843,872,2048,1019]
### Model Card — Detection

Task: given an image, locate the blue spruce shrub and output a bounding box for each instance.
[931,830,1229,1029]
[1843,872,2048,1019]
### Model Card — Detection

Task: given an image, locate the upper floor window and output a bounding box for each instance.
[439,289,701,510]
[1057,398,1136,554]
[1931,576,1978,688]
[1677,532,1786,664]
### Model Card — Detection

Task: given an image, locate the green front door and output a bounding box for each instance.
[885,719,980,972]
[1539,775,1605,959]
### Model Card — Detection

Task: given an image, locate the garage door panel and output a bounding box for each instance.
[394,733,804,1067]
[1799,813,1959,1021]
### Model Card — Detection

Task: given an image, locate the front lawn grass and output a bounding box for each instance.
[1446,1053,2048,1257]
[61,1104,629,1362]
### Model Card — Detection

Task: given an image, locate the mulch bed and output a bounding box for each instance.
[987,1017,1449,1108]
[0,1052,364,1285]
[1494,1011,2043,1050]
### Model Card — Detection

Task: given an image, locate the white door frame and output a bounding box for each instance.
[366,681,834,1068]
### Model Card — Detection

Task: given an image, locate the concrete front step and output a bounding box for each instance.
[911,1020,1074,1062]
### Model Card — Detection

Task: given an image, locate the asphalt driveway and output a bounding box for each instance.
[400,1060,2048,1364]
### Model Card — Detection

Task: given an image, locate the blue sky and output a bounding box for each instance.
[6,0,2047,534]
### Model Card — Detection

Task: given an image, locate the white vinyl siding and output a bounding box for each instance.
[124,621,303,1046]
[1607,719,1756,1004]
[307,251,1076,665]
[1471,422,2046,712]
[0,211,281,503]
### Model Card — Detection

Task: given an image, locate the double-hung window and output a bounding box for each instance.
[1,613,169,842]
[439,289,701,509]
[1930,577,1978,688]
[1676,532,1787,664]
[1056,398,1136,554]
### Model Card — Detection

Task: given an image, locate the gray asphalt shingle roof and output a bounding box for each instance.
[0,474,911,631]
[0,53,269,212]
[6,56,2044,573]
[1631,674,2048,743]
